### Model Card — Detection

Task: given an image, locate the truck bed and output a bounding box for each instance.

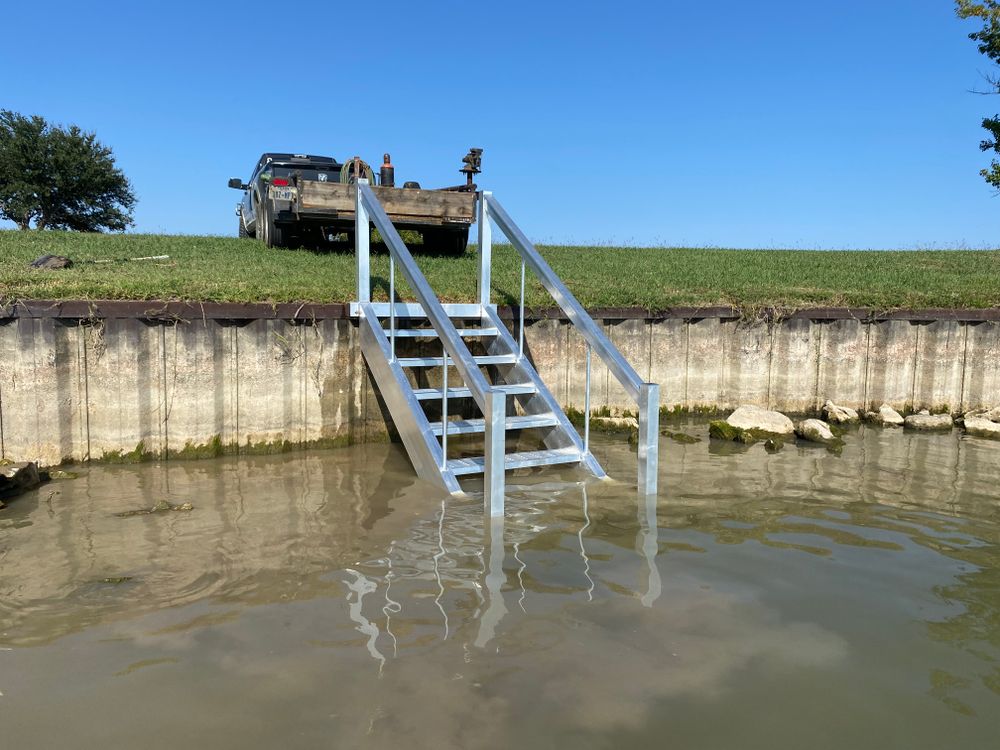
[295,182,476,227]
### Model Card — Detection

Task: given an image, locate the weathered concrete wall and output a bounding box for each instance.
[1,309,998,465]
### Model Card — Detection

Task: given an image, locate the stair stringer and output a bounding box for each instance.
[358,304,463,494]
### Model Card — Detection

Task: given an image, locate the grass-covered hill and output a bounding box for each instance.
[1,230,999,311]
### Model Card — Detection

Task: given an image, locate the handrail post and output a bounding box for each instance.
[584,342,591,454]
[477,191,492,307]
[518,260,525,360]
[637,383,659,497]
[355,179,371,304]
[389,255,396,361]
[484,389,506,517]
[441,350,449,469]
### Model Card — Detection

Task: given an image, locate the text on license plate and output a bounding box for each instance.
[269,187,295,202]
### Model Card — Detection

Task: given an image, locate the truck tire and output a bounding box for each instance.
[260,199,286,249]
[422,228,469,256]
[238,214,249,239]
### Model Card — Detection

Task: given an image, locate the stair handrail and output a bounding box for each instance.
[478,192,660,496]
[355,181,493,410]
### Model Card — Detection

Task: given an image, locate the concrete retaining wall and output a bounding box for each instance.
[1,304,997,465]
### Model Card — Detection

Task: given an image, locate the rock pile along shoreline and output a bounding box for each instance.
[708,401,999,451]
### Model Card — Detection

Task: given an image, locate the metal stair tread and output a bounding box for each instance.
[383,327,499,338]
[429,413,559,436]
[447,447,583,476]
[397,354,517,367]
[412,383,538,400]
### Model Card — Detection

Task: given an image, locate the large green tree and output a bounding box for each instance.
[957,1,1000,190]
[0,110,136,231]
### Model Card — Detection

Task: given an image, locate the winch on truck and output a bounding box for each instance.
[228,148,482,254]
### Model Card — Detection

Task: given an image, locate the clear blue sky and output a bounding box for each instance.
[2,0,997,248]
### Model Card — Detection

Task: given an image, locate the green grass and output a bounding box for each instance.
[1,230,999,311]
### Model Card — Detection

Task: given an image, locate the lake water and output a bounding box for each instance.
[2,422,999,748]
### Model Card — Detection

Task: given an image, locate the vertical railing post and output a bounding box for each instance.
[477,191,492,307]
[584,342,592,454]
[389,254,396,361]
[637,383,659,497]
[484,389,506,517]
[518,260,525,360]
[355,179,371,304]
[441,351,449,469]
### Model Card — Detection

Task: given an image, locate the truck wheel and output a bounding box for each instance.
[260,199,286,249]
[238,214,249,239]
[422,228,469,256]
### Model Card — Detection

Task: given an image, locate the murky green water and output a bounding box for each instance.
[2,422,1000,748]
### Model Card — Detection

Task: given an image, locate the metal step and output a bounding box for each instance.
[412,383,538,401]
[447,447,584,476]
[429,413,560,437]
[397,354,517,368]
[353,302,483,318]
[385,327,499,338]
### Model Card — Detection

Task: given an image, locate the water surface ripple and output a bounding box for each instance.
[1,422,999,748]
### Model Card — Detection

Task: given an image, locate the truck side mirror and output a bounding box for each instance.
[228,178,246,190]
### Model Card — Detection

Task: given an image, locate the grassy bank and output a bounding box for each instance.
[1,230,999,311]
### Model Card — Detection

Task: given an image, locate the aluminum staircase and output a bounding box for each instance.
[352,181,658,516]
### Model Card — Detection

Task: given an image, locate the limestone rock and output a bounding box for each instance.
[710,405,794,444]
[963,407,1000,423]
[0,462,42,500]
[904,413,954,431]
[963,417,1000,440]
[726,405,795,436]
[822,401,859,425]
[865,404,904,427]
[795,419,843,446]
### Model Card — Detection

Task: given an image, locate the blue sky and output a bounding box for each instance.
[2,0,997,248]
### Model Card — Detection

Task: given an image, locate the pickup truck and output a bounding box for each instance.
[228,150,481,255]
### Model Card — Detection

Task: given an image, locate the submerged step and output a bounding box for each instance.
[429,413,559,437]
[447,447,583,476]
[412,384,538,401]
[383,327,499,338]
[397,354,517,368]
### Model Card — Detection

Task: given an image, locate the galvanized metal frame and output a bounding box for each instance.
[355,182,506,512]
[351,184,657,511]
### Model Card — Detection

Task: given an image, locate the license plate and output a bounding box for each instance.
[269,186,295,202]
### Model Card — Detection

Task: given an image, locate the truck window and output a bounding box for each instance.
[272,165,342,182]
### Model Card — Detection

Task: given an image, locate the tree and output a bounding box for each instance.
[956,1,1000,190]
[0,110,136,231]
